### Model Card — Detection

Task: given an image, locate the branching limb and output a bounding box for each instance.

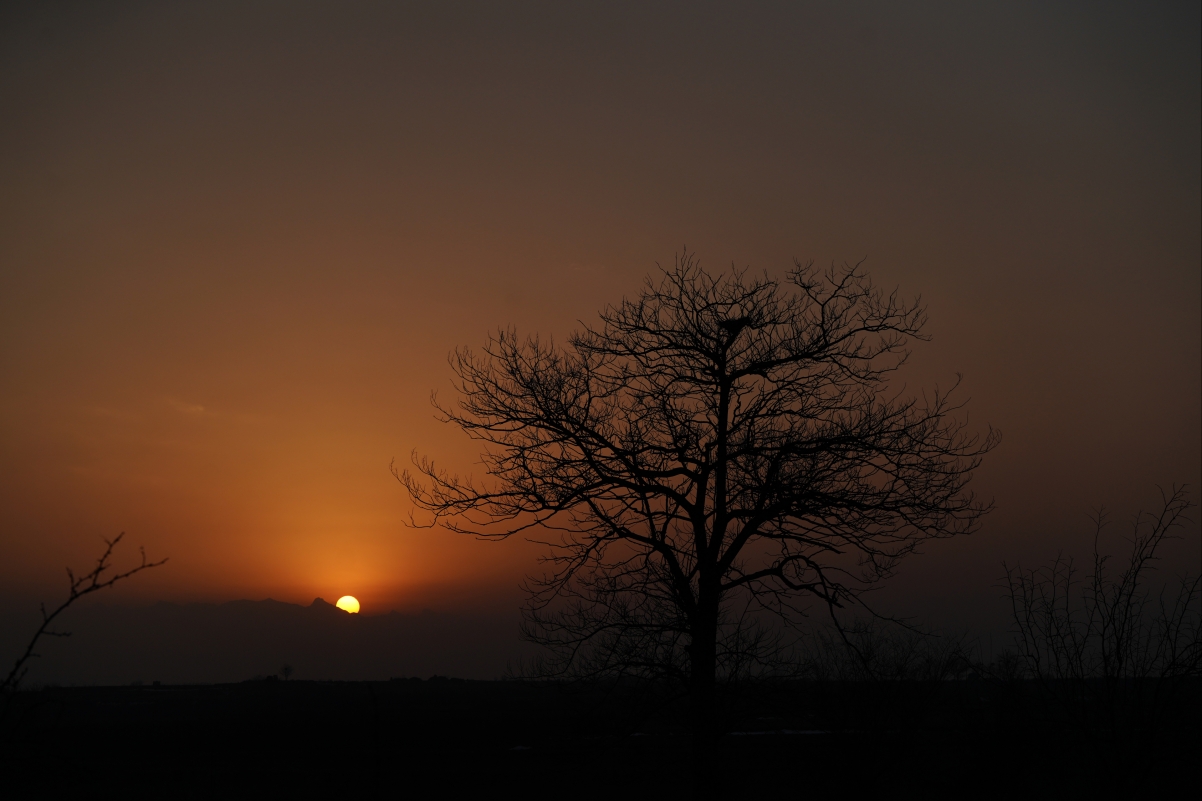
[1,533,167,694]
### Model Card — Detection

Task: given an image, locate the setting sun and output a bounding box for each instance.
[335,595,360,614]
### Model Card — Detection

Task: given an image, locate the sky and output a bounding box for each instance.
[1,1,1199,644]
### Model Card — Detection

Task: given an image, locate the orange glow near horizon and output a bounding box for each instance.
[0,3,1197,620]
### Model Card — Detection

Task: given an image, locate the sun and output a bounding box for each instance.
[335,595,360,614]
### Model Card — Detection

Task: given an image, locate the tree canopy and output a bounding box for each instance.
[399,254,997,700]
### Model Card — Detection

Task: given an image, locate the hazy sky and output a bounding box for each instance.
[1,1,1198,627]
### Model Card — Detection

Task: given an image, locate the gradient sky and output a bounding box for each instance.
[1,1,1198,627]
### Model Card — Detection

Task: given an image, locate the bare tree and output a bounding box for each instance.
[398,254,997,777]
[1003,487,1200,780]
[1,533,167,696]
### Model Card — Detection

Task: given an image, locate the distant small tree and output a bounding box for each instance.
[398,254,997,785]
[1,533,166,697]
[1004,487,1200,781]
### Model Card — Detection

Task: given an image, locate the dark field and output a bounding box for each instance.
[2,678,1197,798]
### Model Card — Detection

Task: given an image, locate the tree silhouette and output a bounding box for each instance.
[1003,487,1200,783]
[1,533,166,696]
[398,254,998,783]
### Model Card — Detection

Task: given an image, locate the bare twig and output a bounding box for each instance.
[1,533,167,694]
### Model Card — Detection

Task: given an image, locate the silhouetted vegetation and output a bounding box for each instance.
[1,496,1196,796]
[1002,486,1200,786]
[1,534,165,699]
[398,254,998,792]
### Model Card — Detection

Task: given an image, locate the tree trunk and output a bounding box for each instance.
[690,604,719,800]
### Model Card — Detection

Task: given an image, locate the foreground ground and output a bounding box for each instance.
[1,678,1197,798]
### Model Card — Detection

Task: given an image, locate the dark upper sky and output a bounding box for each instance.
[1,1,1198,629]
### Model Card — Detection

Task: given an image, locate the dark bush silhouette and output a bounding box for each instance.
[799,618,973,683]
[1003,486,1201,784]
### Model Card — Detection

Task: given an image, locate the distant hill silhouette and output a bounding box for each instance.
[0,597,530,685]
